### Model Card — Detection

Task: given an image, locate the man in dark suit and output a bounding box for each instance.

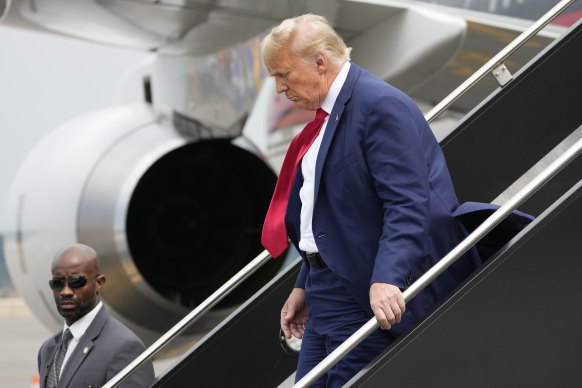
[38,244,154,388]
[261,14,482,386]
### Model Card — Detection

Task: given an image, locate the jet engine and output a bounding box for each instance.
[3,103,281,349]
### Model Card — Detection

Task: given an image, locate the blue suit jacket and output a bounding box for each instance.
[285,63,482,335]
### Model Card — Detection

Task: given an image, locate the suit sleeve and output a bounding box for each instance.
[37,338,53,387]
[294,260,309,288]
[363,94,431,287]
[37,348,43,381]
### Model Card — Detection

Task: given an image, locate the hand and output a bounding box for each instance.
[281,287,308,339]
[370,282,405,330]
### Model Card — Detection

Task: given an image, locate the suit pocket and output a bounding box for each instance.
[331,152,357,173]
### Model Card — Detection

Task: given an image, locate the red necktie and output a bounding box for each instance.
[262,108,328,258]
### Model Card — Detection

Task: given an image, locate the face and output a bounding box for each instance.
[50,251,105,326]
[270,45,329,111]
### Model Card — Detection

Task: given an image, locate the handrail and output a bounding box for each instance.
[425,0,575,124]
[294,136,582,387]
[102,250,273,388]
[104,1,576,386]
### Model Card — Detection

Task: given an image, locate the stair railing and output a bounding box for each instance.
[424,0,575,124]
[102,250,273,388]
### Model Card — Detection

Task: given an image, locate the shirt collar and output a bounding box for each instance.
[321,61,351,114]
[63,301,103,340]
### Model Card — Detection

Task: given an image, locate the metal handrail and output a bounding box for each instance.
[104,1,575,386]
[294,136,582,387]
[102,250,273,388]
[425,0,575,124]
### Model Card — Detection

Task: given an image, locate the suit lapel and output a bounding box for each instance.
[313,64,359,202]
[57,306,109,388]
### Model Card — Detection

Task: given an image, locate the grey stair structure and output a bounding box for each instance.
[151,18,582,388]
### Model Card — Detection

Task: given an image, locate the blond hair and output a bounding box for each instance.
[261,14,351,72]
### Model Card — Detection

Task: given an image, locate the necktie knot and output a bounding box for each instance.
[262,108,328,258]
[62,328,73,342]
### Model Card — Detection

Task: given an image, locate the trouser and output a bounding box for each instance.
[295,265,393,387]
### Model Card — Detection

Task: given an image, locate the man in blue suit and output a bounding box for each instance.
[261,14,482,386]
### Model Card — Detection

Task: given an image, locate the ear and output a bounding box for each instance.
[315,52,328,74]
[95,274,106,293]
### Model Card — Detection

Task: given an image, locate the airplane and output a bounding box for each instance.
[0,0,579,357]
[0,236,11,295]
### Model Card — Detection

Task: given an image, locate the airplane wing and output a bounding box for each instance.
[0,0,468,93]
[3,0,578,103]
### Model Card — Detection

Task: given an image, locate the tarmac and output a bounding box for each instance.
[0,297,173,388]
[0,297,50,388]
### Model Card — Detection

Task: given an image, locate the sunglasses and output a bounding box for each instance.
[48,275,100,290]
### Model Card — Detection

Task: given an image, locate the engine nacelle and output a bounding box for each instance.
[3,103,280,349]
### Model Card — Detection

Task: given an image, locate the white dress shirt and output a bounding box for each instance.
[298,61,351,253]
[58,301,103,377]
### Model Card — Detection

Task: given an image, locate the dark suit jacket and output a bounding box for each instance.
[38,305,154,388]
[285,63,482,335]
